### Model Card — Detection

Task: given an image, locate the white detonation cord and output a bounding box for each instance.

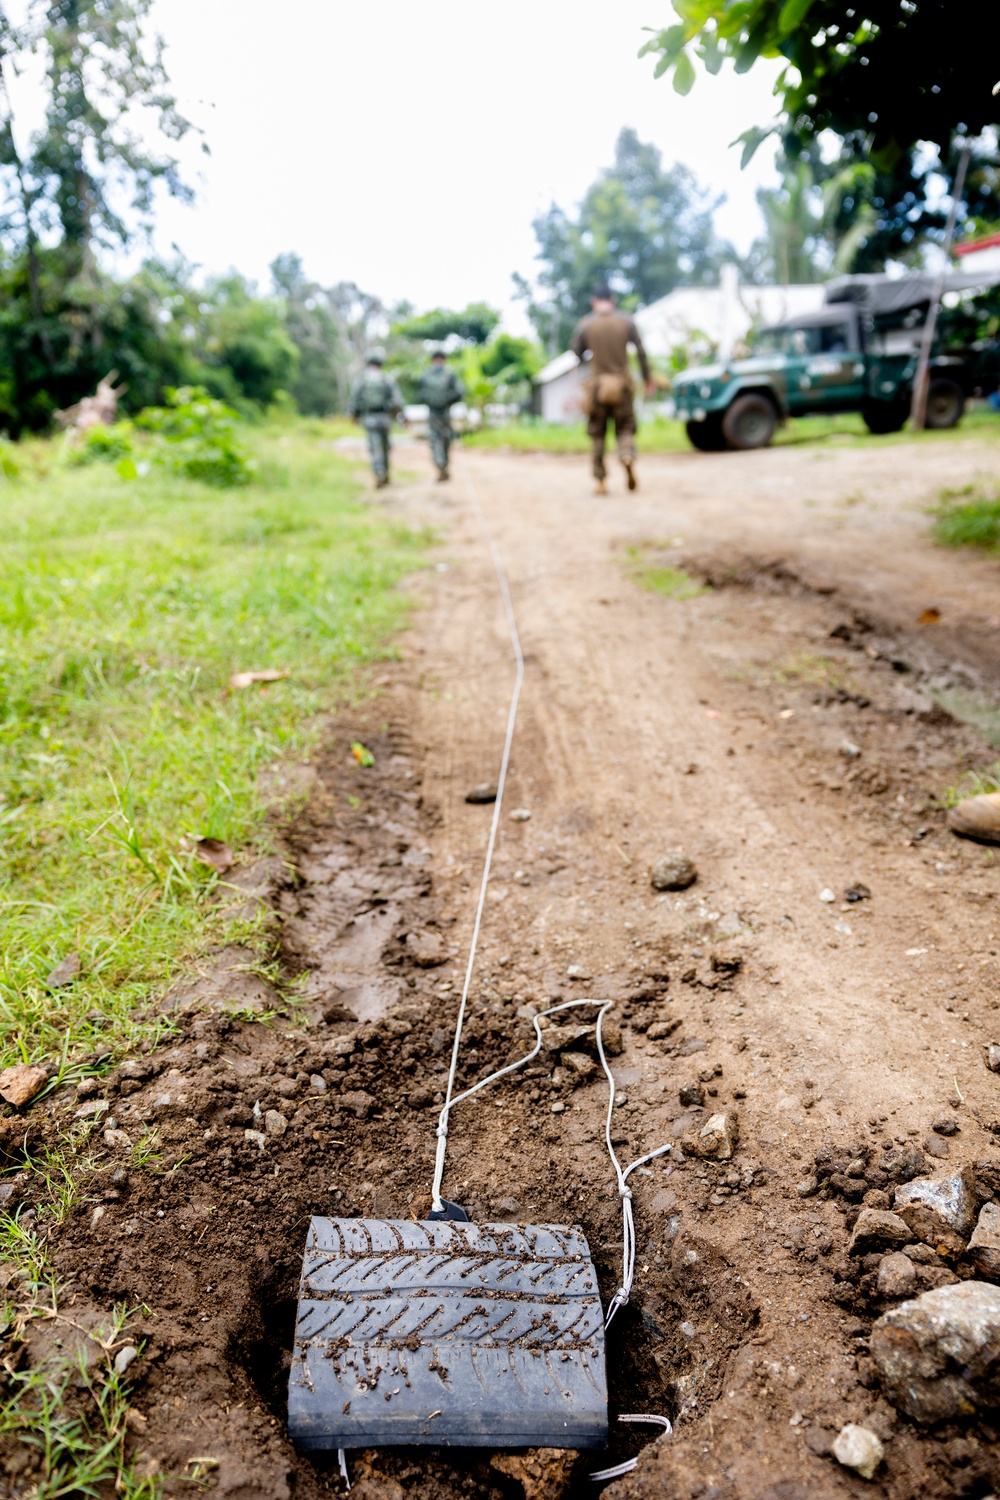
[430,464,524,1214]
[419,458,673,1487]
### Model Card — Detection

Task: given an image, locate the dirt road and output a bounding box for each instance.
[32,434,1000,1499]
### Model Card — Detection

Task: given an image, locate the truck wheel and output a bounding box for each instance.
[685,416,725,451]
[925,378,964,430]
[863,404,907,435]
[720,393,776,450]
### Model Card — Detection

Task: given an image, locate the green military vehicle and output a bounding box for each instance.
[672,271,1000,451]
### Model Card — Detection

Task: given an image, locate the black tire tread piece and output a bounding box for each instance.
[288,1216,609,1451]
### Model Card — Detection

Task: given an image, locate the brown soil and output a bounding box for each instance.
[10,435,1000,1500]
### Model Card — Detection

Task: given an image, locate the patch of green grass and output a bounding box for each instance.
[624,546,706,600]
[0,1213,159,1499]
[463,404,1000,455]
[776,652,847,690]
[0,418,426,1072]
[933,479,1000,551]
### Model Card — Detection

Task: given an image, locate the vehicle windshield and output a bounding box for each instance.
[752,322,852,356]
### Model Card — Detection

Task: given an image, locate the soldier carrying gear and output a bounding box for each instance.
[418,350,464,481]
[349,348,405,489]
[570,283,654,495]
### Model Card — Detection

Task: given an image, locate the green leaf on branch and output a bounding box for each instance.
[672,50,697,95]
[778,0,814,34]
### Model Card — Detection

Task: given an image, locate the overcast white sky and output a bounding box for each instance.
[13,1,787,329]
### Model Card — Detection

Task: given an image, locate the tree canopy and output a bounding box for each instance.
[641,1,1000,167]
[390,302,501,346]
[516,128,730,350]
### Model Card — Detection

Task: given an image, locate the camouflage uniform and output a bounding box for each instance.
[349,366,405,485]
[419,362,464,478]
[569,309,651,484]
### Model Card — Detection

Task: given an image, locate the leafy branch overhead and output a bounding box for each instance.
[641,1,1000,164]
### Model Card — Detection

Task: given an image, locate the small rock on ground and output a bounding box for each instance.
[46,950,81,988]
[465,783,498,804]
[651,852,697,891]
[0,1063,49,1107]
[832,1423,884,1480]
[969,1203,1000,1280]
[894,1171,976,1251]
[878,1251,918,1299]
[872,1280,1000,1422]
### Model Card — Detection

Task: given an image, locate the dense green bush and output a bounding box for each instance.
[135,387,254,487]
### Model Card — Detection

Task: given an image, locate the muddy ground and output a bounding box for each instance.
[9,434,1000,1499]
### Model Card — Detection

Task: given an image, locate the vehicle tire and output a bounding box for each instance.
[925,377,965,430]
[685,416,725,451]
[720,392,776,450]
[862,403,907,435]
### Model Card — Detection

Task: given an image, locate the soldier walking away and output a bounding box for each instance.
[570,283,654,495]
[349,348,404,489]
[419,350,464,481]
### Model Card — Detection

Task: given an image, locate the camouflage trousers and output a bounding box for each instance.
[428,412,454,473]
[587,395,636,480]
[362,414,392,479]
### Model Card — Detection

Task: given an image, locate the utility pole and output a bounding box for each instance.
[909,139,973,431]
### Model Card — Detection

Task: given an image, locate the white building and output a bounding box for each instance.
[533,267,826,423]
[636,264,825,362]
[954,232,1000,275]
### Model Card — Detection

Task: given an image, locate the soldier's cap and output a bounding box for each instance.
[365,346,387,365]
[591,282,614,301]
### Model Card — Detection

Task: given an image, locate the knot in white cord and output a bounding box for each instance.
[435,1124,448,1139]
[620,1185,633,1201]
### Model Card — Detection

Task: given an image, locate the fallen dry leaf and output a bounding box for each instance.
[229,669,289,691]
[0,1063,49,1108]
[46,950,81,988]
[194,837,234,874]
[918,607,941,625]
[351,742,375,767]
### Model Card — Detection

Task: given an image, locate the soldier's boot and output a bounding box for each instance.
[375,473,389,490]
[436,466,449,482]
[594,477,607,495]
[621,455,638,492]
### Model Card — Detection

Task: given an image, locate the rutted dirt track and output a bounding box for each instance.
[13,435,1000,1499]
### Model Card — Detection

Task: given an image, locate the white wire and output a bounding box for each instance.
[589,1414,673,1482]
[430,464,524,1213]
[429,460,672,1326]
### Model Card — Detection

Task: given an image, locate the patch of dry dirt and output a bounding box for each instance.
[9,437,1000,1499]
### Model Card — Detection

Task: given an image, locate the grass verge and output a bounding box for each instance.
[464,406,1000,455]
[933,479,1000,551]
[1,415,426,1074]
[624,545,706,599]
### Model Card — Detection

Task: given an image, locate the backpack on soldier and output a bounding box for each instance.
[420,365,459,411]
[356,372,394,415]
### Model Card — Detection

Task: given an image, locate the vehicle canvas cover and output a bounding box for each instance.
[824,270,1000,319]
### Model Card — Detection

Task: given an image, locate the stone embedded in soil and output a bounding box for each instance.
[848,1209,913,1256]
[832,1423,884,1480]
[509,807,532,821]
[405,930,447,967]
[0,1063,48,1108]
[646,1018,681,1041]
[244,1128,266,1150]
[924,1135,950,1159]
[679,1081,706,1106]
[932,1117,959,1136]
[969,1203,1000,1280]
[465,782,498,804]
[114,1345,139,1376]
[264,1110,288,1137]
[894,1171,976,1252]
[650,851,697,891]
[878,1251,918,1299]
[683,1111,736,1161]
[872,1281,1000,1422]
[46,950,82,988]
[986,1045,1000,1074]
[561,1050,595,1079]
